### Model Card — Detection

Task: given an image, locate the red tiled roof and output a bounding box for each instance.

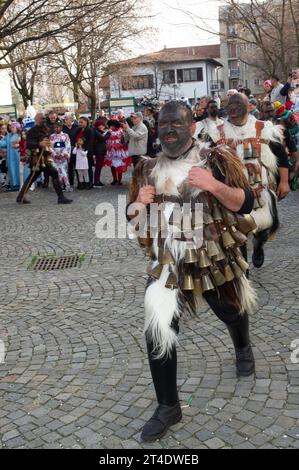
[113,44,221,66]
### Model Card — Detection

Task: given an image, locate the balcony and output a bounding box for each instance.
[210,80,224,91]
[228,68,240,78]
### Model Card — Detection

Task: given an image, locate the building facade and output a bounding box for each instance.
[219,5,265,96]
[0,69,12,107]
[101,45,224,106]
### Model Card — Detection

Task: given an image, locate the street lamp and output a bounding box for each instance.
[171,83,178,99]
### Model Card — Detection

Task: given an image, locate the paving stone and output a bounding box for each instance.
[0,184,298,450]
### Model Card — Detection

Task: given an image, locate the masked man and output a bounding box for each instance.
[193,99,223,141]
[195,93,289,268]
[127,101,258,442]
[16,113,72,204]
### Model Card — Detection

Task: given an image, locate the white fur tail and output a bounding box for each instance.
[237,276,258,315]
[144,265,180,358]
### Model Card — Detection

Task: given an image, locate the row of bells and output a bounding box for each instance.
[148,254,249,291]
[157,230,246,268]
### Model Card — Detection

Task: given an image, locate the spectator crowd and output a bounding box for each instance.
[0,67,298,195]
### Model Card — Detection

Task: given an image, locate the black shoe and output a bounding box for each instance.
[117,181,123,186]
[141,403,182,442]
[86,183,93,190]
[58,196,73,204]
[252,245,264,268]
[42,182,49,189]
[16,197,31,204]
[94,182,105,187]
[235,344,255,377]
[111,180,117,185]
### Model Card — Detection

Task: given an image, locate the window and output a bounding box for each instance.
[121,74,154,90]
[163,69,175,84]
[177,67,203,83]
[228,24,236,36]
[228,43,237,58]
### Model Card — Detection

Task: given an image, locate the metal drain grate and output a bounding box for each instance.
[29,254,84,271]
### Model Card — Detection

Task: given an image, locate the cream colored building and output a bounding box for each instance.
[0,69,12,106]
[219,5,265,96]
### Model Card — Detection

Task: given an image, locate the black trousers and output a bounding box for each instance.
[146,287,251,406]
[68,153,78,186]
[17,163,63,200]
[88,157,94,186]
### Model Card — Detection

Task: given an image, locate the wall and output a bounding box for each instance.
[0,70,12,106]
[110,61,218,102]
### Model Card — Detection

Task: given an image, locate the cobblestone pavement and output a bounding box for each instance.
[0,168,299,449]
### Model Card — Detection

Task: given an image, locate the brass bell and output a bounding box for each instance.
[203,212,214,224]
[192,210,203,230]
[193,277,203,295]
[165,272,178,289]
[212,204,223,222]
[222,209,236,226]
[236,214,257,234]
[223,264,235,282]
[198,248,211,268]
[214,242,226,261]
[138,234,151,248]
[184,247,198,264]
[236,255,249,273]
[148,263,163,279]
[203,224,213,241]
[145,246,154,257]
[221,229,236,248]
[206,240,219,258]
[158,248,175,265]
[243,148,251,160]
[211,266,226,286]
[231,260,243,279]
[201,273,215,292]
[248,173,255,185]
[230,226,247,245]
[182,274,195,290]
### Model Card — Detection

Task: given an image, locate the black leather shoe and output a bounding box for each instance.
[141,403,182,442]
[58,196,73,204]
[252,245,264,268]
[235,344,255,377]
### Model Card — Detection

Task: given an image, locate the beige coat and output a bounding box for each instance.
[125,121,148,156]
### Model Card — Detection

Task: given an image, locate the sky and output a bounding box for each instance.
[133,0,221,55]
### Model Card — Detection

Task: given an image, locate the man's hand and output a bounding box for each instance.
[188,167,217,192]
[136,185,156,205]
[39,138,51,148]
[277,181,290,199]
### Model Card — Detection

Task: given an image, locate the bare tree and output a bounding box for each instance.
[44,0,151,119]
[173,0,299,78]
[0,0,150,68]
[3,40,45,108]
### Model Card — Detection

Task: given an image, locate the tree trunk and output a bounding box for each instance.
[89,81,97,121]
[90,93,97,121]
[73,82,80,118]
